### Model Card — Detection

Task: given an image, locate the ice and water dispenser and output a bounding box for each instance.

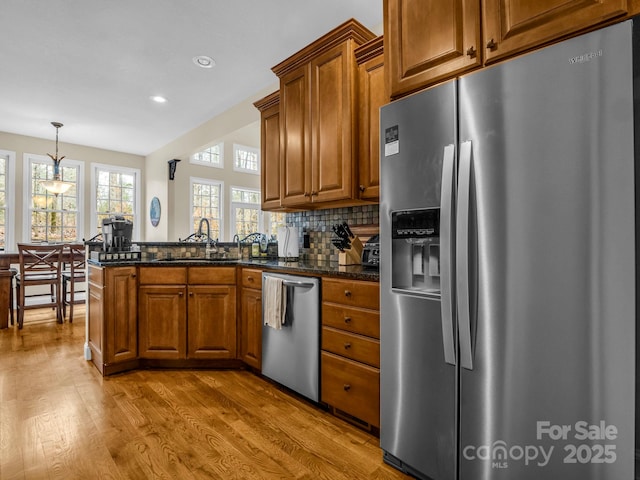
[391,208,441,296]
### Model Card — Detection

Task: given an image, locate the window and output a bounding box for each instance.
[230,187,261,239]
[91,164,141,240]
[233,144,260,174]
[0,150,15,250]
[266,212,287,238]
[191,143,223,168]
[24,154,83,243]
[191,177,223,240]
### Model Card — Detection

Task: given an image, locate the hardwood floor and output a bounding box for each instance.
[0,307,410,479]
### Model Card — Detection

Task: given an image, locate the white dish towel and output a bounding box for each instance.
[264,276,287,330]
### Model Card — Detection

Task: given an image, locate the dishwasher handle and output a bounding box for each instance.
[282,280,315,288]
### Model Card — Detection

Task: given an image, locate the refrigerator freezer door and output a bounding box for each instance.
[458,20,635,480]
[380,82,458,479]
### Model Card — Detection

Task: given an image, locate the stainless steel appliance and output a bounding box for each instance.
[380,19,636,480]
[262,272,320,402]
[361,234,380,269]
[101,215,133,252]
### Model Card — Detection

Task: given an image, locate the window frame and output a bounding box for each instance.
[22,153,84,244]
[0,149,16,251]
[229,186,263,239]
[90,163,142,241]
[190,176,224,241]
[190,142,224,169]
[232,143,260,175]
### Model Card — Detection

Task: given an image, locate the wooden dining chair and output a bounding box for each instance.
[61,243,86,321]
[15,243,64,329]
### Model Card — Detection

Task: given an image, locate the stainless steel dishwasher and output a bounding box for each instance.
[261,272,320,402]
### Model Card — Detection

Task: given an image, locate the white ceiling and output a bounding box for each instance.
[1,0,382,156]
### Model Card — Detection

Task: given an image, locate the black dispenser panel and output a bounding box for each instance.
[392,208,439,239]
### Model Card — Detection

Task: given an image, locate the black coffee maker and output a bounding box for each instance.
[102,215,133,252]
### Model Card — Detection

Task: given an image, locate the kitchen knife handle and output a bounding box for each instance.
[440,144,457,366]
[457,140,474,370]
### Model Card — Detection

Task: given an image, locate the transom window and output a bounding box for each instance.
[91,164,140,239]
[191,143,223,168]
[191,178,223,240]
[24,154,83,243]
[233,144,260,174]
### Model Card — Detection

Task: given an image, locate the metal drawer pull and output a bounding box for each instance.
[282,280,315,288]
[344,316,352,323]
[344,290,351,297]
[344,342,351,349]
[343,384,351,391]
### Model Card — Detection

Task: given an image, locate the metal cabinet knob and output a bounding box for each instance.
[344,342,351,349]
[343,384,351,391]
[344,290,351,297]
[359,185,366,192]
[179,292,184,297]
[466,46,477,58]
[344,316,352,324]
[189,292,193,297]
[304,192,310,197]
[487,38,498,50]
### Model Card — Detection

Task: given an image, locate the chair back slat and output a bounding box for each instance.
[64,243,86,275]
[18,244,64,279]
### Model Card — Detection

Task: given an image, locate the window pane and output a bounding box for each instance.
[94,167,137,238]
[191,181,221,239]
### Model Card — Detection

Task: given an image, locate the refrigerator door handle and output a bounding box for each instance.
[439,144,456,366]
[457,140,474,370]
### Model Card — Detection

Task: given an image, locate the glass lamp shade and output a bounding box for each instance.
[42,176,73,194]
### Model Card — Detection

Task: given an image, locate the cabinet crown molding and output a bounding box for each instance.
[272,18,376,77]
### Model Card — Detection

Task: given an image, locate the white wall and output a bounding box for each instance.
[0,131,145,248]
[144,82,278,242]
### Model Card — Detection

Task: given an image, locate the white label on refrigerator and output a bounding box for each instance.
[384,125,399,156]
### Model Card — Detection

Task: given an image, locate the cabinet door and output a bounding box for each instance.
[187,285,237,359]
[310,41,356,203]
[385,0,481,98]
[240,288,262,370]
[105,267,138,364]
[357,38,384,201]
[483,0,626,63]
[260,96,282,210]
[280,64,311,207]
[138,285,187,359]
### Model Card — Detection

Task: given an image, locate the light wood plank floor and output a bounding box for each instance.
[0,307,410,479]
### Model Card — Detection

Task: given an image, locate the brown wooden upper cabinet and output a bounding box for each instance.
[384,0,482,99]
[385,0,628,98]
[483,0,627,63]
[355,36,384,202]
[272,19,376,208]
[253,92,281,211]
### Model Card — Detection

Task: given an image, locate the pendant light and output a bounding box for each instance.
[42,121,73,195]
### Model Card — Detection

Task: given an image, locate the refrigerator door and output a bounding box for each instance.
[380,82,458,479]
[457,20,635,480]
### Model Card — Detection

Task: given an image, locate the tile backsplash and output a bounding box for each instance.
[285,205,379,263]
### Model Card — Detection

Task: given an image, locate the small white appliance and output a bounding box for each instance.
[277,226,299,259]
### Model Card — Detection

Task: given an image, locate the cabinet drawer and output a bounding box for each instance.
[188,266,236,285]
[139,267,187,285]
[321,352,379,427]
[322,278,379,310]
[322,327,379,368]
[322,303,379,339]
[241,268,262,289]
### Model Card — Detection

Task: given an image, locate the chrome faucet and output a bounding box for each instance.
[197,217,217,256]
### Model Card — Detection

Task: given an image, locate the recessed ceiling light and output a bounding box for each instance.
[193,55,215,69]
[150,95,167,103]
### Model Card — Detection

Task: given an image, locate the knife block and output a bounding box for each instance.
[338,236,363,266]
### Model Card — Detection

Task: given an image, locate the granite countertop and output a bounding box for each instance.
[88,257,379,282]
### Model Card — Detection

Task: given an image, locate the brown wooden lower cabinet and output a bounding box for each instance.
[138,285,187,359]
[321,277,380,428]
[321,351,380,427]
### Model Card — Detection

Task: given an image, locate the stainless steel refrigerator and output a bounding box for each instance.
[379,18,636,480]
